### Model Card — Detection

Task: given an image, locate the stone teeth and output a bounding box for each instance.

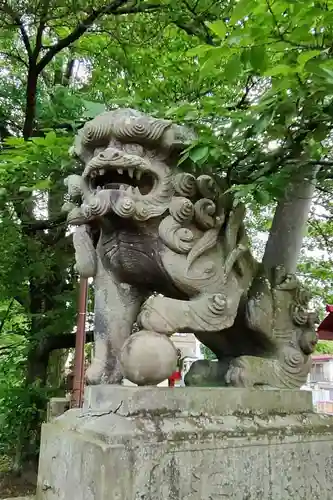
[128,168,134,179]
[98,168,105,175]
[117,168,123,175]
[90,170,97,178]
[135,169,142,181]
[126,186,133,195]
[134,187,140,196]
[96,186,101,192]
[120,184,126,191]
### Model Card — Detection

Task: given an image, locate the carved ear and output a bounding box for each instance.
[73,225,97,278]
[245,270,274,339]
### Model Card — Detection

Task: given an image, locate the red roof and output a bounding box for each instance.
[317,305,333,341]
[312,354,333,361]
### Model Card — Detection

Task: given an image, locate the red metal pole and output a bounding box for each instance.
[71,278,88,408]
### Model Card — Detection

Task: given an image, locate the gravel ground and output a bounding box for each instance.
[0,472,35,499]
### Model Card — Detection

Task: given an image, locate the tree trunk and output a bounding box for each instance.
[262,167,319,274]
[47,349,68,391]
[23,66,38,140]
[26,344,50,386]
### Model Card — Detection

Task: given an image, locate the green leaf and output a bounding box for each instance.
[254,110,275,133]
[264,65,297,77]
[18,179,51,193]
[297,50,321,69]
[320,66,333,84]
[3,137,25,148]
[32,137,47,146]
[178,151,189,165]
[198,46,228,75]
[18,186,31,193]
[224,55,241,82]
[253,190,270,205]
[189,146,209,163]
[186,45,212,57]
[227,36,243,46]
[312,124,329,141]
[33,178,52,191]
[231,0,256,23]
[44,130,57,145]
[249,46,267,72]
[82,100,106,118]
[208,20,226,39]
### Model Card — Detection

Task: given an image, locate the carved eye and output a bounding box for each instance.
[111,152,121,160]
[94,147,104,156]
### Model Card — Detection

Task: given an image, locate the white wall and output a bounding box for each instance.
[312,388,331,404]
[327,360,333,381]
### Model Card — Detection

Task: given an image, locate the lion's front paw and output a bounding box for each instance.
[225,357,253,387]
[137,296,175,334]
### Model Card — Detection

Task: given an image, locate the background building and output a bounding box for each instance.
[171,332,199,359]
[304,354,333,415]
[302,305,333,415]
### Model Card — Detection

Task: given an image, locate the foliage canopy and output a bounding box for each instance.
[0,0,332,468]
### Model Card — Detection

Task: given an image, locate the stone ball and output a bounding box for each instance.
[120,330,178,386]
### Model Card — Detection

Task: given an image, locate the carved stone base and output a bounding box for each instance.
[36,386,333,500]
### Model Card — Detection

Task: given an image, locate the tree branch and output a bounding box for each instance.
[226,76,256,111]
[21,213,67,234]
[36,1,162,73]
[308,218,333,254]
[17,21,33,61]
[33,0,50,60]
[182,0,215,45]
[310,160,333,167]
[116,2,164,14]
[265,0,283,39]
[173,19,215,45]
[0,343,22,354]
[43,331,94,353]
[0,2,33,60]
[0,51,28,67]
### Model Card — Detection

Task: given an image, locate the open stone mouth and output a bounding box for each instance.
[89,167,155,196]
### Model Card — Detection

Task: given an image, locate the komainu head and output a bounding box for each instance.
[64,108,195,224]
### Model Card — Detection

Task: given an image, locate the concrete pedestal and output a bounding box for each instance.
[36,386,333,499]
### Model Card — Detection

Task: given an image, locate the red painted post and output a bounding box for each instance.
[71,278,88,408]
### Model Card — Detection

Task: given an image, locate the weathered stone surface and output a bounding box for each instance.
[83,385,313,416]
[36,386,333,500]
[119,331,178,385]
[47,397,70,422]
[62,107,318,389]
